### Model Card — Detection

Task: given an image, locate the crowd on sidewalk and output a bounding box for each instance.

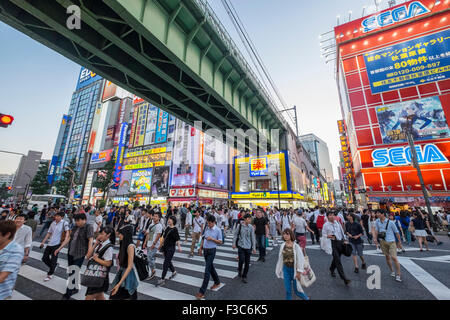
[0,202,449,300]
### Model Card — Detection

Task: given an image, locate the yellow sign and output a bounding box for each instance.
[124,161,165,170]
[125,147,167,159]
[231,192,303,200]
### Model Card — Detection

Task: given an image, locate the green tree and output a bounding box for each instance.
[92,157,116,200]
[0,183,13,200]
[29,162,51,195]
[55,158,79,197]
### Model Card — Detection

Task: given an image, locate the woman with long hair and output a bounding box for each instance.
[275,228,309,300]
[85,226,115,300]
[156,216,182,286]
[110,225,138,300]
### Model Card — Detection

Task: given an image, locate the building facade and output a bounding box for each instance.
[299,133,335,183]
[334,0,450,208]
[0,174,15,187]
[50,67,104,190]
[11,150,43,199]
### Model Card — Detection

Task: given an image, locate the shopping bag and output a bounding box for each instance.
[299,256,316,288]
[320,236,332,255]
[80,260,109,288]
[343,242,353,257]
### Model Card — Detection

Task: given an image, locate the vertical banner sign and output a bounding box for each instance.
[47,156,59,185]
[128,106,138,147]
[133,103,148,147]
[112,122,128,189]
[155,109,169,144]
[144,105,158,145]
[198,131,205,184]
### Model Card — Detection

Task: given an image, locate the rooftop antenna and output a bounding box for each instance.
[362,6,367,17]
[388,0,396,8]
[337,14,340,26]
[348,11,353,22]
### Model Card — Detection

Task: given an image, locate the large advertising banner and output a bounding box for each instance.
[151,166,170,197]
[133,103,148,147]
[201,133,228,188]
[130,169,152,193]
[155,109,169,144]
[117,170,132,196]
[364,29,450,94]
[102,81,118,101]
[91,149,114,164]
[112,122,128,189]
[47,155,59,185]
[144,105,158,145]
[171,122,197,186]
[376,96,450,144]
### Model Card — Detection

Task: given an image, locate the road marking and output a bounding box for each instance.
[10,290,32,300]
[397,257,450,300]
[25,251,196,300]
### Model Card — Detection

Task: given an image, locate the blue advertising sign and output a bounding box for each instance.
[155,109,169,144]
[112,122,128,189]
[364,29,450,94]
[76,67,102,90]
[47,156,59,185]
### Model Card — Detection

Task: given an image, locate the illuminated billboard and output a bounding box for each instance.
[234,151,290,193]
[376,96,450,144]
[130,169,152,193]
[111,122,128,189]
[364,29,450,94]
[91,149,114,164]
[249,157,268,177]
[151,166,170,197]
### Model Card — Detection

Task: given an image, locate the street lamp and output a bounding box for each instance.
[401,115,436,231]
[274,165,281,209]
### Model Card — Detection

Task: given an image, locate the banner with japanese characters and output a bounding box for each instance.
[364,29,450,94]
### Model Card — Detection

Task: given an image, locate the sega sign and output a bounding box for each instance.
[362,1,430,33]
[372,144,448,167]
[76,67,102,90]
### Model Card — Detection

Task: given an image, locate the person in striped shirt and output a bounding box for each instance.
[0,220,24,300]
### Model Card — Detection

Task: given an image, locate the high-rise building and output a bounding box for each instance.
[0,174,15,187]
[333,0,450,208]
[50,67,103,187]
[11,150,43,199]
[299,133,335,183]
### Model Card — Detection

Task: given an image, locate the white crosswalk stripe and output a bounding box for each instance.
[12,237,262,300]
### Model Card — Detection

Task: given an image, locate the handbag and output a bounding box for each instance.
[343,242,353,257]
[320,236,332,255]
[299,256,316,288]
[80,243,113,288]
[134,248,149,281]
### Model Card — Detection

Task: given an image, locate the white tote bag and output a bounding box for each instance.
[299,256,316,288]
[320,236,332,255]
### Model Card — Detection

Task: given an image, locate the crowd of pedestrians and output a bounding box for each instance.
[0,201,449,300]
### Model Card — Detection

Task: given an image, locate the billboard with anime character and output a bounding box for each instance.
[376,96,450,144]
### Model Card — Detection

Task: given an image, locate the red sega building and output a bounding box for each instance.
[334,0,450,208]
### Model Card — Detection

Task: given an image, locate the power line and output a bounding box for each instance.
[220,0,297,130]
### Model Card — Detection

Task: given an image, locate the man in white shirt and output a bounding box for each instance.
[39,212,70,281]
[281,210,291,231]
[231,207,240,229]
[322,211,350,286]
[143,211,163,280]
[189,209,205,258]
[94,210,103,236]
[215,209,228,244]
[13,214,32,264]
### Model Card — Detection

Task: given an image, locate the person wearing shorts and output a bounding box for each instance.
[345,213,366,273]
[291,210,314,256]
[373,211,403,282]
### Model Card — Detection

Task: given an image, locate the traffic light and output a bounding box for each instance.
[0,114,14,128]
[7,186,12,191]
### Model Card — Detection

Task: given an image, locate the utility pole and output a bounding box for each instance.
[402,116,436,231]
[279,106,299,137]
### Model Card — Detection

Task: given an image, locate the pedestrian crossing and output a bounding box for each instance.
[11,231,282,300]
